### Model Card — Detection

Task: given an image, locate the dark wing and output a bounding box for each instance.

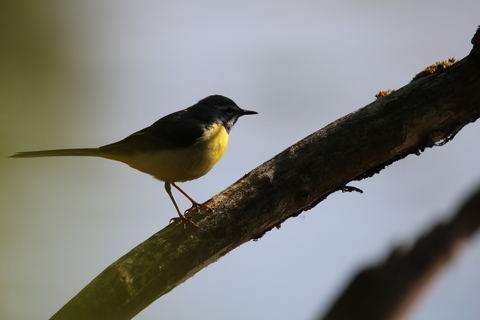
[98,109,206,156]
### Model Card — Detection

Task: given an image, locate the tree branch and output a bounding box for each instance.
[50,28,480,320]
[319,185,480,320]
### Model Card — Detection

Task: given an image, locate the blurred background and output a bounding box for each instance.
[1,1,479,319]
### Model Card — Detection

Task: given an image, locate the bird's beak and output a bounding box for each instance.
[241,109,258,116]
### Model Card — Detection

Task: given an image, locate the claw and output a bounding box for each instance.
[169,216,201,229]
[184,202,212,218]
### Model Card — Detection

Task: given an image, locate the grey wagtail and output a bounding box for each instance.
[9,95,257,228]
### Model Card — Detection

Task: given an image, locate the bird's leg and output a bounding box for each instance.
[165,182,200,229]
[171,182,212,217]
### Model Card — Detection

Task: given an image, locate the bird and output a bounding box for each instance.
[9,95,257,228]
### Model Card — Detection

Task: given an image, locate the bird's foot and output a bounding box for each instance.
[169,215,201,230]
[169,201,211,230]
[184,201,212,219]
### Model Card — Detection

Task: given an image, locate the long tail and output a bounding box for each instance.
[9,148,100,158]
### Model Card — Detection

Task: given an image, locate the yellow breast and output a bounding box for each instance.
[122,123,229,182]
